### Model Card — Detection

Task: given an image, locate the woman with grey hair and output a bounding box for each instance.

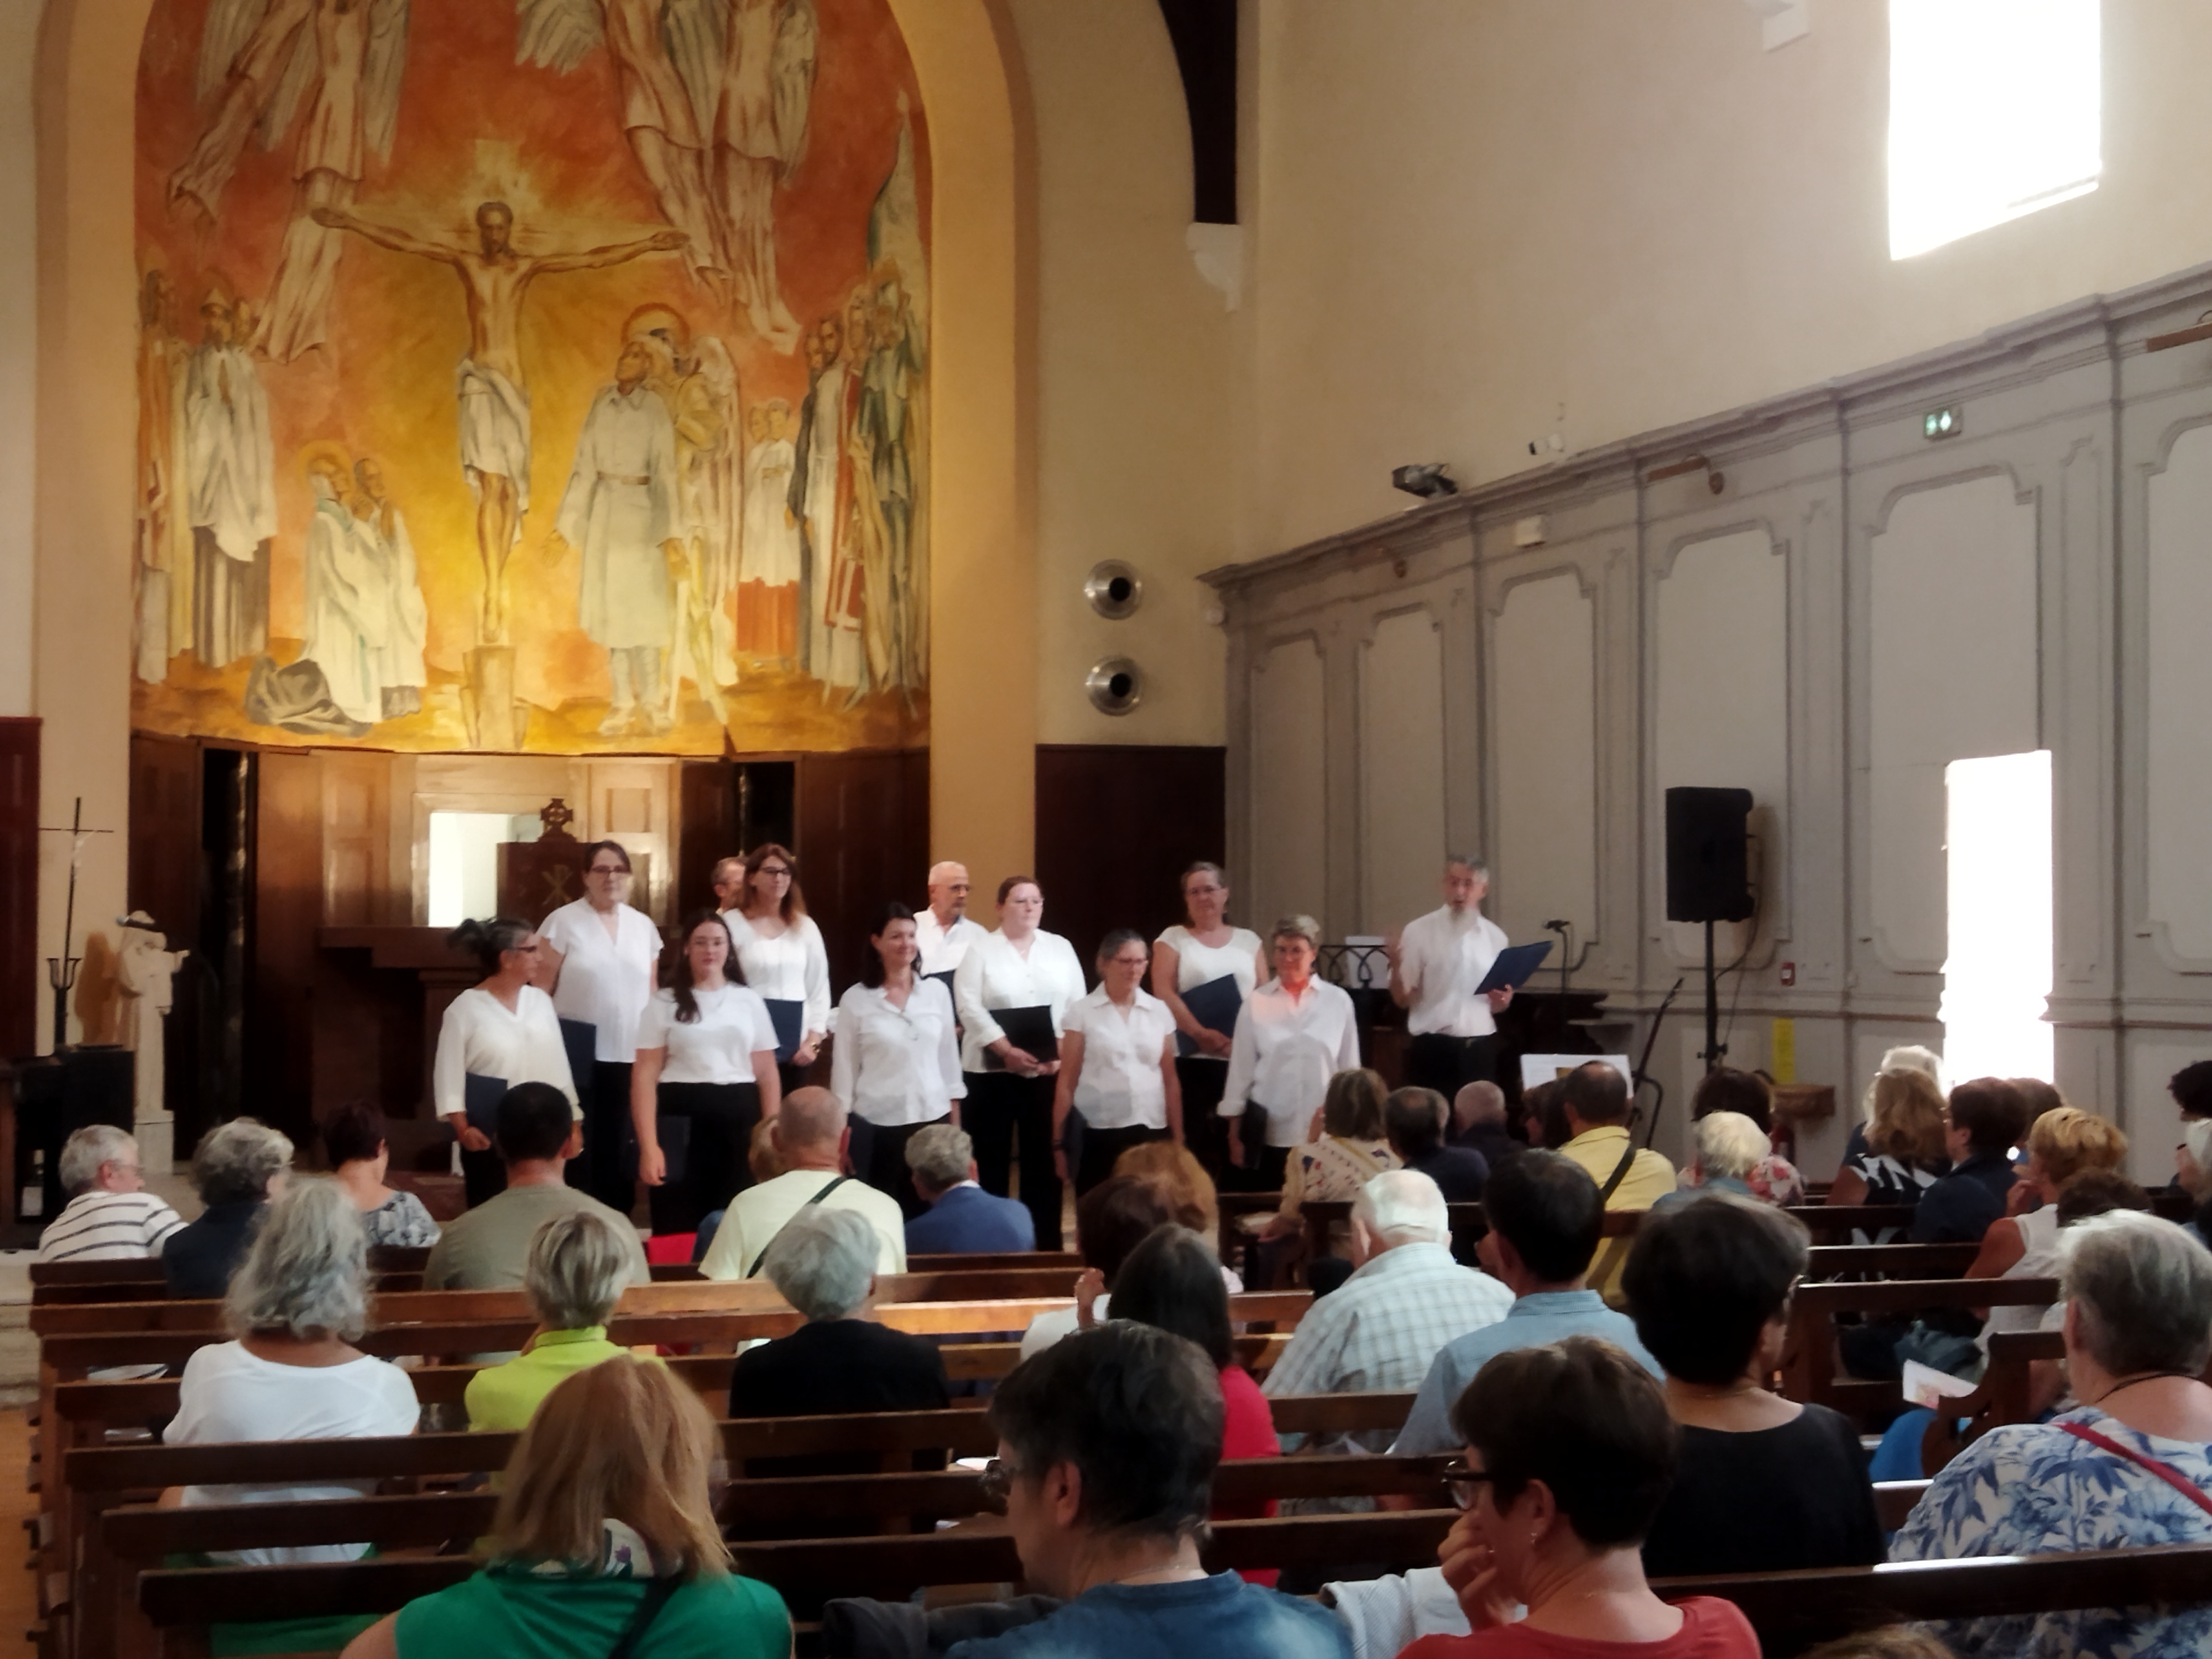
[1894,1211,2212,1656]
[162,1179,420,1567]
[163,1118,295,1298]
[729,1207,947,1430]
[465,1209,638,1432]
[1220,914,1360,1191]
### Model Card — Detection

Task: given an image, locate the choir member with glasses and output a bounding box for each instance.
[1154,862,1267,1181]
[1221,915,1361,1192]
[1053,928,1182,1197]
[719,842,832,1095]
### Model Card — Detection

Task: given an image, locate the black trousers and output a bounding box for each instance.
[964,1070,1062,1250]
[1404,1033,1498,1100]
[1073,1121,1169,1197]
[572,1060,636,1214]
[1176,1058,1232,1185]
[775,1059,811,1099]
[649,1081,760,1237]
[460,1145,506,1209]
[848,1115,947,1220]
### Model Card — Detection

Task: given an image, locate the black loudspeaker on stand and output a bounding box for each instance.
[1664,787,1754,1076]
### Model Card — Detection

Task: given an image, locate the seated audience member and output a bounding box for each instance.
[730,1206,949,1422]
[1912,1078,2029,1244]
[1893,1211,2212,1657]
[1796,1632,1957,1659]
[1969,1106,2128,1295]
[1828,1062,1949,1211]
[1114,1140,1245,1290]
[36,1124,182,1263]
[1395,1152,1660,1460]
[165,1118,294,1298]
[322,1101,441,1249]
[340,1357,789,1659]
[1399,1338,1758,1659]
[1385,1087,1490,1203]
[1554,1062,1675,1300]
[1263,1171,1512,1449]
[467,1209,642,1432]
[2178,1119,2212,1245]
[904,1121,1036,1255]
[2172,1059,2212,1124]
[1019,1176,1178,1357]
[422,1084,649,1292]
[1108,1224,1281,1581]
[1449,1081,1524,1170]
[1261,1069,1400,1250]
[698,1087,906,1280]
[1651,1113,1777,1213]
[1624,1197,1884,1597]
[164,1179,421,1565]
[1687,1066,1802,1204]
[945,1323,1352,1659]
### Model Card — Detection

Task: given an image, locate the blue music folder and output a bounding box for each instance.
[1475,941,1553,995]
[462,1072,507,1136]
[761,998,805,1063]
[1175,974,1244,1058]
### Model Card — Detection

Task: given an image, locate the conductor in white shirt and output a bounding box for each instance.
[915,860,988,980]
[1387,854,1514,1102]
[538,840,661,1213]
[833,901,966,1217]
[953,875,1087,1249]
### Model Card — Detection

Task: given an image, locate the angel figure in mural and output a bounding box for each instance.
[313,199,686,644]
[350,456,428,719]
[135,270,192,685]
[625,305,740,721]
[182,284,276,670]
[515,0,729,296]
[298,442,392,728]
[169,0,411,361]
[551,338,684,737]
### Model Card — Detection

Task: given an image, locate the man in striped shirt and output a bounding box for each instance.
[35,1125,184,1263]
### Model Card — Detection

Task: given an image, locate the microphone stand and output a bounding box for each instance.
[1636,977,1686,1151]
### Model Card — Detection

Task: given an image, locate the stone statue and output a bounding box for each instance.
[114,912,188,1152]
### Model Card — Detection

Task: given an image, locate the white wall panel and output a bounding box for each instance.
[2147,425,2212,962]
[1360,608,1446,932]
[1867,476,2038,972]
[1250,637,1327,931]
[1657,529,1788,960]
[1493,572,1596,946]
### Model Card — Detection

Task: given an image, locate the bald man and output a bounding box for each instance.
[916,860,987,978]
[1451,1080,1526,1172]
[711,855,748,915]
[698,1086,907,1280]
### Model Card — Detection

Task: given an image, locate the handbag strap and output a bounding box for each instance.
[2061,1421,2212,1519]
[745,1175,857,1280]
[606,1576,681,1659]
[1597,1138,1641,1204]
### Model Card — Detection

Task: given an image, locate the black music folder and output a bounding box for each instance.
[1475,941,1553,995]
[462,1072,507,1135]
[761,998,805,1063]
[1175,974,1244,1058]
[982,1004,1058,1069]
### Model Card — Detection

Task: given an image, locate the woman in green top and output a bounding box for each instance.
[342,1356,790,1659]
[467,1208,641,1433]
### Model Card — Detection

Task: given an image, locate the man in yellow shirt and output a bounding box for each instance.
[1554,1061,1676,1303]
[465,1208,654,1432]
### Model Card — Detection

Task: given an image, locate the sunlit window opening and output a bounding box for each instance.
[427,811,542,928]
[1939,751,2053,1085]
[1888,0,2100,260]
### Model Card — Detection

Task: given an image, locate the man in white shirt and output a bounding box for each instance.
[36,1125,185,1263]
[1387,854,1512,1101]
[711,855,747,914]
[914,860,987,979]
[700,1087,907,1280]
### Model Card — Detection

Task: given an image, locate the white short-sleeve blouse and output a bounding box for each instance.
[634,984,780,1086]
[539,899,661,1063]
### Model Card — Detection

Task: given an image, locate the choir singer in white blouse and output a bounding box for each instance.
[719,842,831,1095]
[952,876,1086,1249]
[434,918,580,1208]
[833,902,966,1217]
[1221,915,1363,1192]
[631,911,782,1237]
[915,860,987,979]
[1386,854,1512,1100]
[539,840,661,1213]
[1154,861,1266,1183]
[1054,929,1182,1197]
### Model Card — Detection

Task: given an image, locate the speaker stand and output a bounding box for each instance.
[1700,919,1725,1074]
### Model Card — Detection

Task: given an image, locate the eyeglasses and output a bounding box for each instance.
[588,865,629,878]
[1440,1458,1494,1511]
[758,865,792,879]
[978,1458,1025,1508]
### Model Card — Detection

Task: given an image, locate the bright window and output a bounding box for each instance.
[427,811,541,928]
[1938,751,2053,1086]
[1888,0,2100,260]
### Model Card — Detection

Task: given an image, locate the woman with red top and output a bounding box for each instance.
[1402,1336,1759,1659]
[1107,1222,1281,1585]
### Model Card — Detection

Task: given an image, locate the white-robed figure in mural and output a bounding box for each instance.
[350,456,427,719]
[554,338,684,736]
[182,286,277,669]
[740,398,801,665]
[790,314,856,692]
[298,443,390,727]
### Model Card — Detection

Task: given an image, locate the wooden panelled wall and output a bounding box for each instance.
[1203,257,2212,1184]
[1035,745,1228,969]
[0,718,38,1060]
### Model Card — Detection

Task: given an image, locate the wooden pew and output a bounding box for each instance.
[1874,1479,1929,1530]
[30,1248,433,1306]
[1802,1241,1979,1279]
[1778,1276,2058,1423]
[1920,1333,2212,1477]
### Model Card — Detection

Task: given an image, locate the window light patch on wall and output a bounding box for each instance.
[1888,0,2100,260]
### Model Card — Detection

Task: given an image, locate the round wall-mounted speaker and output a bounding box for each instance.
[1084,561,1144,619]
[1086,655,1144,716]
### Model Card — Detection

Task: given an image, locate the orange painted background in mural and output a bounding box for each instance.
[132,0,930,755]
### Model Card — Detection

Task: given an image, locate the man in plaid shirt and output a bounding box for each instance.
[1262,1169,1511,1452]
